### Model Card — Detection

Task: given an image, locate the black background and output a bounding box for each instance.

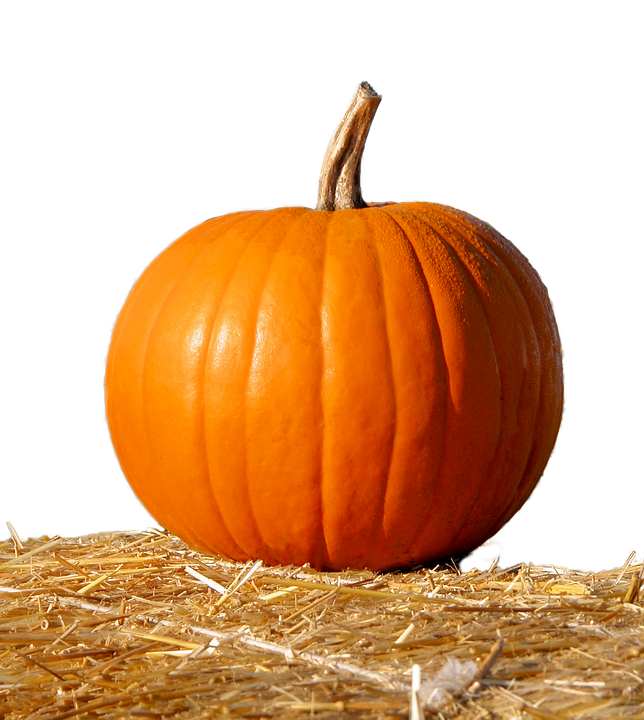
[6,71,644,569]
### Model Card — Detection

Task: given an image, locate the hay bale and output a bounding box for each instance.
[1,530,643,718]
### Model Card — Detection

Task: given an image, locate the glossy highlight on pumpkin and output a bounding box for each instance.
[105,200,563,571]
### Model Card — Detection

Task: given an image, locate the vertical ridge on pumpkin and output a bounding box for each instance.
[482,229,550,514]
[415,205,541,555]
[141,219,242,556]
[430,207,546,549]
[383,204,502,563]
[318,210,336,567]
[318,209,396,569]
[242,213,290,565]
[370,207,447,567]
[244,208,327,567]
[317,211,333,569]
[359,210,397,568]
[113,212,257,553]
[412,207,505,557]
[205,210,301,564]
[402,206,484,557]
[196,215,279,560]
[117,241,200,544]
[140,211,267,556]
[447,209,563,536]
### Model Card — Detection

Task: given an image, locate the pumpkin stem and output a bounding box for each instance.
[317,81,382,211]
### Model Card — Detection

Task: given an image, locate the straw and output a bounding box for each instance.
[1,529,643,718]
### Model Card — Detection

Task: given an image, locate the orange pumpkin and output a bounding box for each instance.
[105,83,563,571]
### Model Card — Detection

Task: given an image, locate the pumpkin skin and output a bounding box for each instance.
[105,201,563,571]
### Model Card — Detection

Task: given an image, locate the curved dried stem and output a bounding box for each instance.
[317,82,382,211]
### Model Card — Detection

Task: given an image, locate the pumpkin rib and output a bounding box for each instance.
[438,208,563,527]
[195,216,286,560]
[301,211,334,567]
[371,206,447,565]
[243,208,328,567]
[143,212,270,549]
[318,210,336,566]
[380,206,456,564]
[141,221,242,542]
[415,206,542,554]
[192,211,281,556]
[414,208,507,555]
[441,209,562,508]
[377,205,463,564]
[205,209,304,564]
[190,211,284,559]
[317,210,333,568]
[443,208,558,554]
[243,213,290,565]
[318,209,397,568]
[105,214,229,552]
[409,207,505,558]
[494,268,563,524]
[140,211,267,553]
[360,210,398,567]
[450,223,538,429]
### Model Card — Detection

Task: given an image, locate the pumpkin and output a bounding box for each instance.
[105,82,563,571]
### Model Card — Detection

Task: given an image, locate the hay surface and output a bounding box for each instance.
[1,530,643,719]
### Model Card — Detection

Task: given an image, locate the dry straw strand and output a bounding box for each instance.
[1,531,643,719]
